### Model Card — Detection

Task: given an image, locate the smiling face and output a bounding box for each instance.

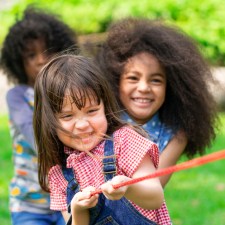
[119,52,166,125]
[56,94,108,152]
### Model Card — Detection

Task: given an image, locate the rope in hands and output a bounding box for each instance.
[91,149,225,196]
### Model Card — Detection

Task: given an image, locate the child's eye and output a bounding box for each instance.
[150,76,165,85]
[152,78,162,83]
[127,75,138,81]
[59,114,72,120]
[24,52,36,59]
[88,108,99,114]
[28,53,35,58]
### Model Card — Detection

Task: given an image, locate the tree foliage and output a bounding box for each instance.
[1,0,224,65]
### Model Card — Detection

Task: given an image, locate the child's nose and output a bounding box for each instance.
[37,53,48,65]
[75,118,89,129]
[138,80,150,92]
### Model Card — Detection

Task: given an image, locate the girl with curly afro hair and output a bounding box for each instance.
[96,17,218,188]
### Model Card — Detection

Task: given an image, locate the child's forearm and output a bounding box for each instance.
[125,180,164,210]
[72,209,89,225]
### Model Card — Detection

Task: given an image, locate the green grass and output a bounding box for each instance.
[0,113,224,224]
[0,114,13,225]
[165,113,225,224]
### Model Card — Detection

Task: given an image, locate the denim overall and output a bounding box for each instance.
[62,139,157,225]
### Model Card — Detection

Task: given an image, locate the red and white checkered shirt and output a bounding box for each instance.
[49,126,171,224]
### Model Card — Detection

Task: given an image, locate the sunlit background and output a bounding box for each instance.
[0,1,225,224]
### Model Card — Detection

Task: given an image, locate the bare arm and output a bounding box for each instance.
[61,204,90,225]
[125,154,164,209]
[159,130,187,188]
[101,154,164,210]
[61,211,70,222]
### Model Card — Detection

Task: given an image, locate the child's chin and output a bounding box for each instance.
[77,143,95,152]
[76,138,102,152]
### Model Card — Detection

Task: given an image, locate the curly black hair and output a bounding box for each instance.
[96,17,218,158]
[0,6,77,84]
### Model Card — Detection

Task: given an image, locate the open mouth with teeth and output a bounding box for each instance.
[132,98,153,103]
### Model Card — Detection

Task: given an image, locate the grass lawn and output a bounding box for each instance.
[165,113,225,224]
[0,114,13,225]
[0,113,224,224]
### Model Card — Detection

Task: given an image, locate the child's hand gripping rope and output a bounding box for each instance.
[91,149,225,196]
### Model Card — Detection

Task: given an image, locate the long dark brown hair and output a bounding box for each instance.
[34,54,127,191]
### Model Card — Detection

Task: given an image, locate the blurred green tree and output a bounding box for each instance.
[1,0,224,65]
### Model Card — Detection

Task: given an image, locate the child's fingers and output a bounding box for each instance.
[100,175,131,200]
[73,186,98,201]
[101,175,128,192]
[111,175,130,185]
[101,181,123,200]
[101,179,115,191]
[71,188,99,210]
[82,186,99,198]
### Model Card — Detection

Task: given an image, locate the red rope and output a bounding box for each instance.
[91,149,225,196]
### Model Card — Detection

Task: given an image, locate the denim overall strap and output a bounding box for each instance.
[89,138,117,225]
[89,138,158,225]
[61,166,80,213]
[102,139,117,182]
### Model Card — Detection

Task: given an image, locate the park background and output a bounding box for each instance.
[0,0,225,224]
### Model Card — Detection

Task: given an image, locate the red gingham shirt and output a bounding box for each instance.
[49,126,171,224]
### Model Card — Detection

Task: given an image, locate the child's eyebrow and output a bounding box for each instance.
[151,73,166,78]
[59,108,72,113]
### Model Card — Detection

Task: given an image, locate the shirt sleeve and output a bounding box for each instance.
[6,87,35,151]
[48,165,68,211]
[116,127,159,178]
